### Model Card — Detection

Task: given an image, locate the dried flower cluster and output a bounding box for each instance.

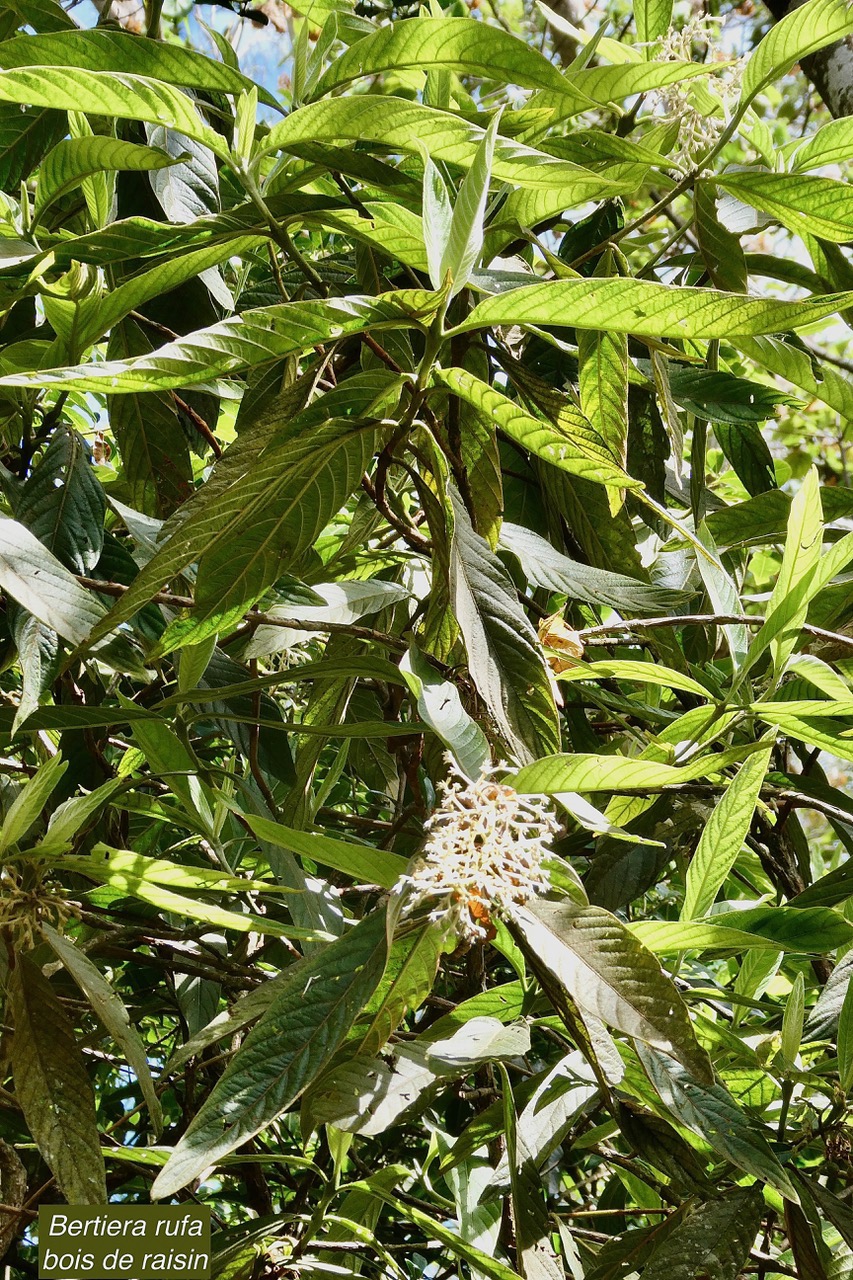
[397,762,558,942]
[0,867,73,948]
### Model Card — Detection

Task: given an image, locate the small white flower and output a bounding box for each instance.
[396,760,558,943]
[651,17,744,170]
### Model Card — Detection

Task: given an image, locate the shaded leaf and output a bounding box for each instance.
[8,955,106,1204]
[449,486,559,762]
[151,908,389,1198]
[636,1044,798,1199]
[42,924,164,1137]
[509,898,713,1082]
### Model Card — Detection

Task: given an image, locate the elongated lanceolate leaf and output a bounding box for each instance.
[151,908,389,1198]
[42,925,164,1136]
[512,750,753,794]
[636,1044,798,1199]
[436,366,635,489]
[739,0,853,108]
[315,18,572,97]
[263,97,630,194]
[234,811,408,889]
[0,752,66,854]
[639,1189,764,1280]
[441,110,500,298]
[500,523,692,613]
[9,956,107,1204]
[0,290,441,394]
[399,643,490,780]
[0,67,225,156]
[35,135,178,220]
[15,426,105,573]
[458,279,853,339]
[717,172,853,244]
[0,516,106,644]
[0,28,262,95]
[448,487,559,762]
[681,740,774,920]
[510,898,713,1082]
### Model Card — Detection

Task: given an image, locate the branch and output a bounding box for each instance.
[576,613,853,653]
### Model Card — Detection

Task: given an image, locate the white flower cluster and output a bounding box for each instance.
[653,16,743,168]
[397,761,558,943]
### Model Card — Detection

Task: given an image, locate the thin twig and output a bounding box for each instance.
[174,394,222,458]
[361,472,430,553]
[576,612,853,653]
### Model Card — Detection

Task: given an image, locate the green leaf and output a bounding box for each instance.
[798,1174,853,1249]
[0,66,226,158]
[510,898,713,1083]
[838,977,853,1092]
[399,643,490,780]
[76,233,264,350]
[50,845,288,895]
[639,1189,764,1280]
[793,117,853,171]
[34,135,179,221]
[128,714,216,829]
[354,1182,524,1280]
[314,18,573,98]
[636,1044,798,1199]
[264,97,632,195]
[0,28,263,95]
[694,180,748,293]
[106,320,192,518]
[635,0,673,46]
[0,515,106,644]
[500,523,692,614]
[15,426,105,573]
[422,152,453,292]
[10,609,60,735]
[739,0,853,110]
[458,278,853,339]
[448,486,559,762]
[0,290,441,395]
[631,919,809,954]
[531,58,719,120]
[441,109,501,299]
[232,811,407,890]
[8,955,107,1204]
[50,847,314,941]
[714,421,777,497]
[716,172,853,244]
[754,466,823,678]
[780,971,805,1072]
[668,366,797,425]
[37,776,125,856]
[159,419,384,651]
[42,924,164,1137]
[436,367,636,489]
[0,752,66,854]
[512,748,759,794]
[737,335,853,421]
[559,659,712,699]
[0,104,65,191]
[578,311,629,483]
[753,710,853,765]
[498,1061,564,1280]
[680,740,774,920]
[309,1017,530,1136]
[151,908,389,1199]
[716,905,853,950]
